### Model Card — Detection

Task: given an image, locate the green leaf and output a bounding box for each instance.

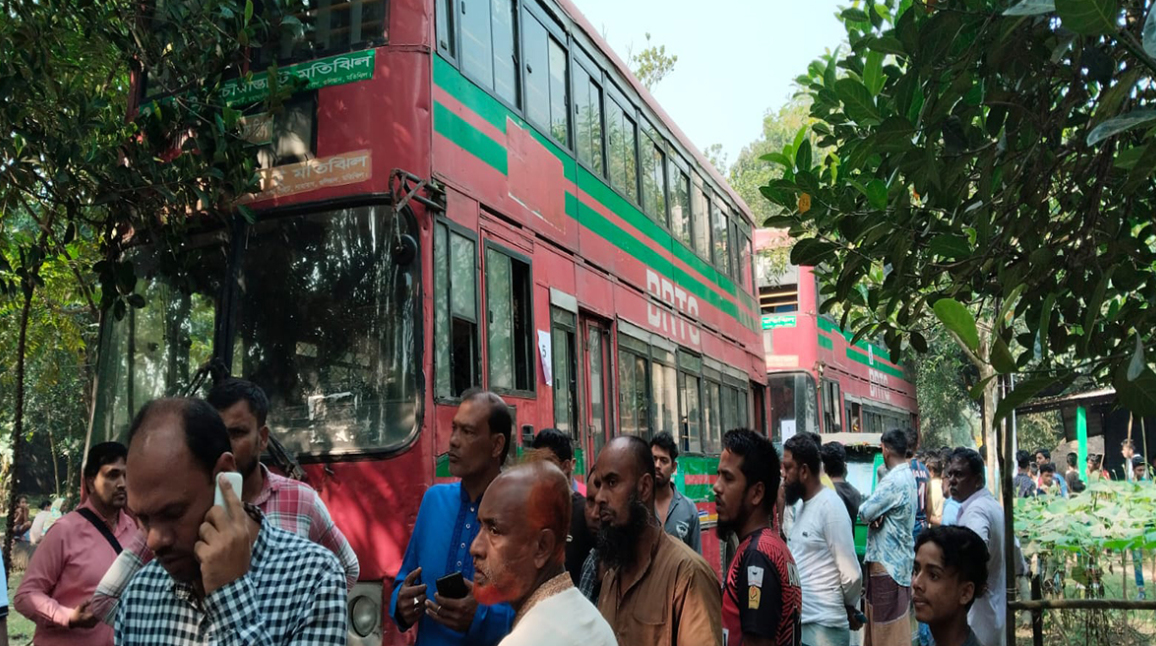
[1145,6,1156,58]
[759,152,792,168]
[841,8,870,23]
[928,235,971,260]
[790,238,839,266]
[1087,109,1156,145]
[993,372,1072,423]
[874,116,916,152]
[996,284,1026,327]
[867,36,906,56]
[1038,292,1056,361]
[795,138,812,172]
[933,298,980,351]
[244,0,254,24]
[126,293,147,309]
[866,180,888,210]
[910,331,928,353]
[1128,334,1146,381]
[835,78,881,125]
[1115,364,1156,417]
[1003,0,1055,15]
[991,337,1017,374]
[969,374,998,400]
[864,50,884,96]
[1055,0,1118,35]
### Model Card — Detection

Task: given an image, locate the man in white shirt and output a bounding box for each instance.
[783,435,863,646]
[469,459,615,646]
[946,448,1005,646]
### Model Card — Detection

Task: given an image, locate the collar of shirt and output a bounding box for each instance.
[250,464,280,509]
[514,571,573,627]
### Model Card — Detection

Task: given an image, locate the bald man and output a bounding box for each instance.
[469,461,615,646]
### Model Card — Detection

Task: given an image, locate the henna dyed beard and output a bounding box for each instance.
[596,492,653,570]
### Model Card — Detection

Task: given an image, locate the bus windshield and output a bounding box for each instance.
[767,372,819,440]
[230,204,419,455]
[92,237,227,440]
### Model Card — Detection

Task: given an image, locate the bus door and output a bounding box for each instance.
[580,317,614,475]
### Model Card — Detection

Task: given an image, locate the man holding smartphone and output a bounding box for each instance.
[389,390,516,646]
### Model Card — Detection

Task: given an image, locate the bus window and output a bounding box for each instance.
[641,127,667,224]
[678,371,702,453]
[231,205,419,454]
[703,379,722,453]
[691,177,710,259]
[460,0,519,107]
[485,245,534,393]
[523,13,569,146]
[607,97,638,203]
[436,0,455,57]
[669,161,691,247]
[584,320,613,457]
[650,351,677,440]
[618,337,650,438]
[767,372,819,441]
[253,0,387,66]
[574,64,605,176]
[551,308,578,436]
[711,201,730,274]
[434,222,480,399]
[822,379,842,433]
[92,241,226,441]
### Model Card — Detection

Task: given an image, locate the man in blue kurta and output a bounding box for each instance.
[389,390,515,646]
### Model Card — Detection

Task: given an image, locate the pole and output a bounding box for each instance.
[1030,575,1043,646]
[1002,374,1017,646]
[1077,406,1089,480]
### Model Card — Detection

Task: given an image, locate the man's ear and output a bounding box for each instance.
[213,451,238,477]
[639,472,654,506]
[533,528,560,569]
[491,432,507,462]
[258,425,270,454]
[959,581,976,608]
[748,480,766,510]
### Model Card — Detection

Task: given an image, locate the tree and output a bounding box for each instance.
[729,96,817,226]
[914,324,981,449]
[630,32,678,91]
[0,0,305,575]
[760,0,1156,462]
[703,143,729,175]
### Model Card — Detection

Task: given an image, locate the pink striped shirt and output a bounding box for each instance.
[14,499,139,646]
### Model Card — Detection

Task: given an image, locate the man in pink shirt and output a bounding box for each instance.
[14,441,138,646]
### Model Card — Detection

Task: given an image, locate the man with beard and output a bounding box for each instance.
[946,448,1004,646]
[468,460,615,646]
[783,435,862,646]
[651,432,702,552]
[715,429,802,646]
[390,390,516,646]
[113,397,347,645]
[92,378,359,622]
[857,429,916,646]
[595,436,721,646]
[14,442,138,646]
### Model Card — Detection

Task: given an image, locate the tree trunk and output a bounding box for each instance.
[47,423,60,497]
[4,286,35,581]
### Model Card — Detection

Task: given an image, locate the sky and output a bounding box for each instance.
[572,0,849,169]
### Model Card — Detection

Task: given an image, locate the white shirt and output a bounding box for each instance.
[499,585,616,646]
[958,488,1006,646]
[788,487,863,627]
[29,511,50,544]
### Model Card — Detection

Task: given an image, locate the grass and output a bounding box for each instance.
[6,570,35,645]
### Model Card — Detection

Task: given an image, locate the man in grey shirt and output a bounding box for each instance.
[650,432,701,553]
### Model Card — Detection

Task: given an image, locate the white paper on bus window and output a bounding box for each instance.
[538,330,553,386]
[781,419,796,442]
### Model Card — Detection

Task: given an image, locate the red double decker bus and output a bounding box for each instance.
[91,0,764,643]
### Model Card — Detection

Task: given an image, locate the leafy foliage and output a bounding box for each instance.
[630,32,678,91]
[761,0,1156,422]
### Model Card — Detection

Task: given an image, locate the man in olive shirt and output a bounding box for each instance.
[593,436,722,646]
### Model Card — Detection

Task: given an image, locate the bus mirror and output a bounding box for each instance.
[393,233,418,266]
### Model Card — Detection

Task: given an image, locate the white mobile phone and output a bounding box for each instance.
[214,472,244,508]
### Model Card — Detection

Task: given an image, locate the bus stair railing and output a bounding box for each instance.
[182,358,308,483]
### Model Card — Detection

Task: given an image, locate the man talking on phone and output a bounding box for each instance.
[389,390,516,646]
[114,398,347,645]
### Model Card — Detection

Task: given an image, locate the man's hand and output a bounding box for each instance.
[395,567,427,629]
[195,474,253,596]
[846,605,864,631]
[869,517,884,530]
[425,579,478,633]
[68,600,99,629]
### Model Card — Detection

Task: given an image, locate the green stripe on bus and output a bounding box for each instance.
[433,55,758,330]
[436,453,451,478]
[684,484,714,502]
[816,317,899,365]
[846,347,907,379]
[818,334,834,350]
[433,102,508,175]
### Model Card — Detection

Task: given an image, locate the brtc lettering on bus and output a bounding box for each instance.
[646,269,701,348]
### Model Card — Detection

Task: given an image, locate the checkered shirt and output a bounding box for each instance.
[93,467,359,624]
[114,515,348,646]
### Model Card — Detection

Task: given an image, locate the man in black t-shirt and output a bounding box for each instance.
[821,442,862,527]
[532,428,594,585]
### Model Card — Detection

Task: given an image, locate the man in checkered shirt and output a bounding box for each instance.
[115,397,347,645]
[92,379,358,624]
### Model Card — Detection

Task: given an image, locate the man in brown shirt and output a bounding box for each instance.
[593,436,722,646]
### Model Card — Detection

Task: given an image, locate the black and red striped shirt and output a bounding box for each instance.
[721,527,801,646]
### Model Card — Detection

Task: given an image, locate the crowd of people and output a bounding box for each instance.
[3,379,1013,646]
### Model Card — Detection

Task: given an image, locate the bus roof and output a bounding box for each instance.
[552,0,755,227]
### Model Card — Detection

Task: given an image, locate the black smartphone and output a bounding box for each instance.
[436,571,469,599]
